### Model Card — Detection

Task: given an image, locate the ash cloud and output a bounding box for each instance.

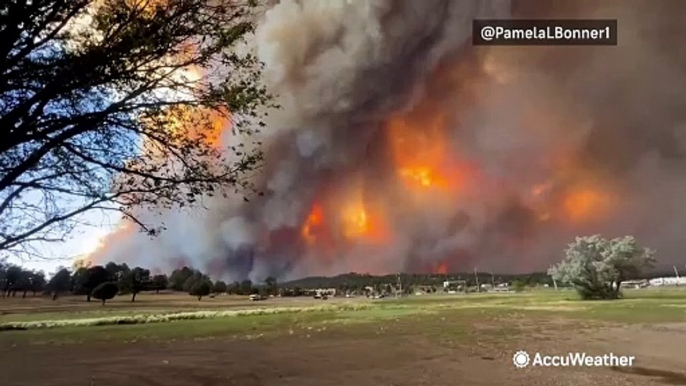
[90,0,686,281]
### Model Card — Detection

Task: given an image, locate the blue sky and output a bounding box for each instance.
[8,211,116,275]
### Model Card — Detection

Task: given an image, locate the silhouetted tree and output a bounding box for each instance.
[169,267,194,291]
[151,274,169,294]
[92,282,118,305]
[212,280,227,294]
[227,281,240,295]
[73,265,108,301]
[29,271,46,296]
[105,262,130,283]
[182,271,208,292]
[47,268,71,300]
[264,276,277,296]
[190,280,211,301]
[121,267,151,302]
[293,286,303,297]
[2,265,22,297]
[239,280,253,295]
[0,0,272,260]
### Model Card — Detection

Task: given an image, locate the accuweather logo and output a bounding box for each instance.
[512,351,635,369]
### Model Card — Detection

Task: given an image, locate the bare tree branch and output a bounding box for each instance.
[0,0,274,259]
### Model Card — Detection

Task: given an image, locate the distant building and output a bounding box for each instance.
[315,288,337,297]
[649,277,686,286]
[443,280,466,290]
[620,279,649,289]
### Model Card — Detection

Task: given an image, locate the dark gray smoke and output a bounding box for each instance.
[90,0,686,281]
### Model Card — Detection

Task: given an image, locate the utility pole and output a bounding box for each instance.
[474,268,480,292]
[674,266,680,287]
[396,273,402,298]
[549,265,558,291]
[491,272,496,288]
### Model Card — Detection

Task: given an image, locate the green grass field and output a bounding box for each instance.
[4,288,686,386]
[2,288,686,346]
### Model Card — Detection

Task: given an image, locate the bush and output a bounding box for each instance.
[511,280,526,293]
[190,280,211,300]
[91,282,118,305]
[549,235,655,300]
[212,280,227,294]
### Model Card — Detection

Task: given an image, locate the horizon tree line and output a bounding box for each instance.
[0,259,279,303]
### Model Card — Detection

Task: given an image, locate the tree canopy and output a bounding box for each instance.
[0,259,46,297]
[121,266,150,301]
[189,279,210,300]
[548,235,656,300]
[46,267,71,299]
[91,281,118,305]
[212,280,227,294]
[72,265,109,301]
[0,0,271,260]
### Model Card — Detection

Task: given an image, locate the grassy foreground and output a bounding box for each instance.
[1,288,686,345]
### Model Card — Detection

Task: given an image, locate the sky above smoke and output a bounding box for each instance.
[87,0,686,282]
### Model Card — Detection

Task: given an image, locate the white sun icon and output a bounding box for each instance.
[512,351,530,368]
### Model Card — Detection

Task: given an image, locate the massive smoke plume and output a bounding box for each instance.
[89,0,686,282]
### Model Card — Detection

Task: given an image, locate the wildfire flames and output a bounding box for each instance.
[87,1,686,281]
[389,108,451,191]
[563,189,610,222]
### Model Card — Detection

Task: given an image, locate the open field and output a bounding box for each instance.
[0,292,362,323]
[2,289,686,386]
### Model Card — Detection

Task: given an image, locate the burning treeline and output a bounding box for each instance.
[88,0,686,282]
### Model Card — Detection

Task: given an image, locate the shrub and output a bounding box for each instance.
[549,235,655,300]
[212,280,227,294]
[190,280,211,300]
[91,282,118,305]
[511,280,526,293]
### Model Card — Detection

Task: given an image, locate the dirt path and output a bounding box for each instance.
[2,321,685,386]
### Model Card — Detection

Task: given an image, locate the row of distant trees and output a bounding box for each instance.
[0,259,554,303]
[0,235,658,303]
[0,260,280,304]
[282,272,554,293]
[0,262,46,298]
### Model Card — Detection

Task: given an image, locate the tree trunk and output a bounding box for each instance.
[102,299,106,305]
[156,289,160,294]
[52,292,58,301]
[131,292,136,302]
[22,290,27,298]
[198,295,202,301]
[86,294,91,302]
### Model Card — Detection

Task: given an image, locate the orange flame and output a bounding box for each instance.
[434,262,448,275]
[563,188,610,222]
[387,104,451,191]
[341,200,389,243]
[341,204,370,238]
[301,202,324,244]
